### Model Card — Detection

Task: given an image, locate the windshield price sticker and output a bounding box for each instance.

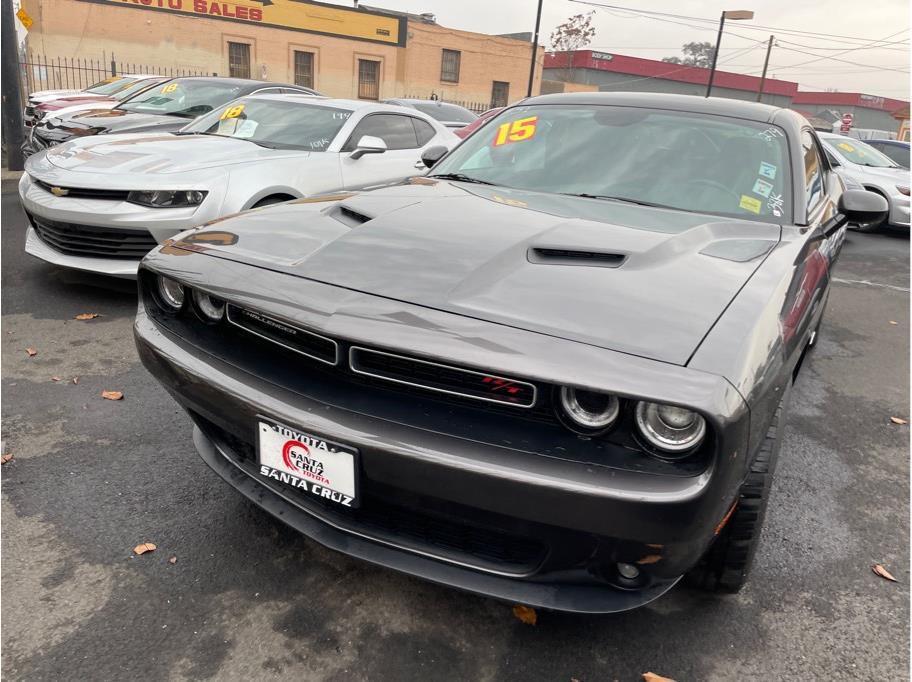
[493,116,538,147]
[220,104,245,120]
[161,83,179,94]
[838,142,856,152]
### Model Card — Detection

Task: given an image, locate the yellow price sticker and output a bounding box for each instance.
[492,116,538,147]
[837,142,855,152]
[161,83,179,94]
[739,195,762,214]
[220,104,245,120]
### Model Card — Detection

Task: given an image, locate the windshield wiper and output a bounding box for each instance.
[428,172,496,186]
[560,193,686,212]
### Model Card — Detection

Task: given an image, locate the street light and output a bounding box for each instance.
[705,9,754,98]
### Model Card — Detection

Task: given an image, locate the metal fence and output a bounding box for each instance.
[18,53,209,97]
[401,94,490,115]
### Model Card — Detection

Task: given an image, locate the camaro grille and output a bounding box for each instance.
[28,212,159,260]
[34,179,130,201]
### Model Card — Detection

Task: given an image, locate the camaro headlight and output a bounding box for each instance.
[635,402,706,455]
[192,289,225,323]
[156,275,185,311]
[558,386,620,434]
[896,185,909,196]
[127,190,207,208]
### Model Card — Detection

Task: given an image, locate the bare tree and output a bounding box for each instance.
[662,41,717,68]
[548,11,597,84]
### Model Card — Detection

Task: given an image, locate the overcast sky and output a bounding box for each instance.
[364,0,910,99]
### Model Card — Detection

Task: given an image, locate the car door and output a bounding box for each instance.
[339,113,426,189]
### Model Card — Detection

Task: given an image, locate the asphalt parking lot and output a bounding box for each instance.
[1,178,909,681]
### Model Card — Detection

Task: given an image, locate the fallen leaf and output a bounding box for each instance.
[636,554,663,565]
[643,674,677,682]
[512,604,537,625]
[889,320,898,325]
[72,377,79,384]
[25,347,37,357]
[168,556,177,564]
[101,390,124,401]
[873,564,897,582]
[51,376,61,382]
[890,416,908,425]
[1,454,13,465]
[74,313,101,320]
[133,542,157,555]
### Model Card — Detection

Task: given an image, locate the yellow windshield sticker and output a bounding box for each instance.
[837,142,855,152]
[739,195,762,214]
[493,116,538,147]
[220,104,245,120]
[161,83,179,94]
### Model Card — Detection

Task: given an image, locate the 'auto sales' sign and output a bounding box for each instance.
[74,0,407,46]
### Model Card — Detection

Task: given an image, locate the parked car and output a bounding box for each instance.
[23,74,157,127]
[864,139,910,169]
[29,76,167,127]
[383,98,477,130]
[23,77,321,157]
[133,92,886,613]
[20,95,458,277]
[454,106,503,139]
[819,132,910,231]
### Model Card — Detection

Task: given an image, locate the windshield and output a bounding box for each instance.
[112,78,162,101]
[118,80,246,118]
[431,104,792,224]
[411,102,477,123]
[85,76,133,96]
[827,137,901,168]
[181,98,351,150]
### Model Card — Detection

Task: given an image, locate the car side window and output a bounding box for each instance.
[801,130,825,213]
[343,114,419,151]
[412,118,436,146]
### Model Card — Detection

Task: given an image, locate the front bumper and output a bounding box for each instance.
[134,268,749,612]
[889,195,910,228]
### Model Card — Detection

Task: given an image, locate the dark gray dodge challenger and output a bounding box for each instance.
[135,93,887,613]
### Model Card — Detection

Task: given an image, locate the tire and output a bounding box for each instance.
[687,387,789,593]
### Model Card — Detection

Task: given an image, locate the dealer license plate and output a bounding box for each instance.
[256,419,358,508]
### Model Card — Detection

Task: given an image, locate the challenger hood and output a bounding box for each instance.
[176,182,781,365]
[42,133,300,174]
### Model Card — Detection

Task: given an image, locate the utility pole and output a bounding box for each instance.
[706,9,754,98]
[757,35,774,102]
[526,0,544,98]
[1,0,25,171]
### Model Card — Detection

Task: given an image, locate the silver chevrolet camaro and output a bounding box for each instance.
[19,95,460,277]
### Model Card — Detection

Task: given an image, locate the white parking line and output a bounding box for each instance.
[833,277,910,293]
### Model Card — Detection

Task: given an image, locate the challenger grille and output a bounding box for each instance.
[350,347,537,408]
[28,212,158,259]
[226,304,338,365]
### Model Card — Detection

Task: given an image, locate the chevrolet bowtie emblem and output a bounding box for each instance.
[49,186,69,197]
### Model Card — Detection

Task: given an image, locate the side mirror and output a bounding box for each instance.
[350,135,387,160]
[838,188,889,225]
[420,144,449,169]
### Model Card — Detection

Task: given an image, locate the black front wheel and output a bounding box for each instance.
[687,386,789,593]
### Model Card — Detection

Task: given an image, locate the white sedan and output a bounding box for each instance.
[20,95,459,277]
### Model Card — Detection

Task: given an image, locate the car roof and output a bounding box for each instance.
[868,139,909,147]
[518,91,786,123]
[244,94,437,114]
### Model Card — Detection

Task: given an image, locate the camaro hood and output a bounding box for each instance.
[54,109,189,135]
[40,133,303,175]
[41,94,113,109]
[175,181,782,365]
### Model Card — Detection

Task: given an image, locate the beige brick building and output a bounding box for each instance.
[21,0,542,107]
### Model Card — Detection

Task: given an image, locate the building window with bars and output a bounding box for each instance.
[293,51,314,89]
[491,80,509,108]
[357,59,380,100]
[228,42,251,79]
[440,49,460,83]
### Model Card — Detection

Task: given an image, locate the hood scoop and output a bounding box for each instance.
[331,204,373,228]
[528,247,626,268]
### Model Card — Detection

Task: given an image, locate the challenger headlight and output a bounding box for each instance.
[558,386,620,434]
[156,275,186,312]
[127,190,207,208]
[635,402,706,455]
[192,289,225,323]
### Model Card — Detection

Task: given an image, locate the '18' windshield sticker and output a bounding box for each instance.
[493,116,538,147]
[837,142,855,152]
[758,127,785,143]
[752,178,773,198]
[220,104,245,120]
[759,162,777,179]
[739,195,762,214]
[768,193,784,217]
[161,83,179,94]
